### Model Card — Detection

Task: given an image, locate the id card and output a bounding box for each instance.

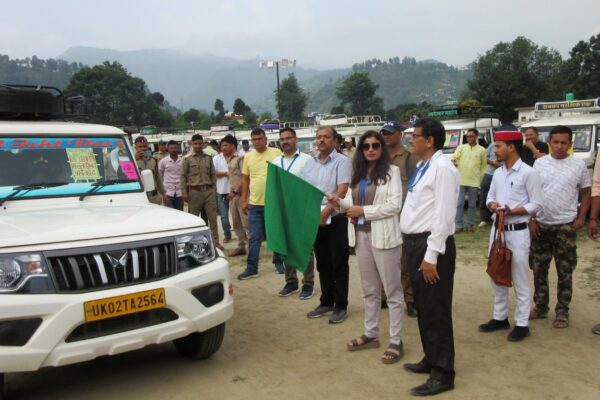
[320,205,332,225]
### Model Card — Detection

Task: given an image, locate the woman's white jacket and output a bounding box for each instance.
[339,164,403,249]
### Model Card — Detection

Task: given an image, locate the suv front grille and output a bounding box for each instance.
[46,241,177,292]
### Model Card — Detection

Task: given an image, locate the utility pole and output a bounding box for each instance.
[259,59,296,119]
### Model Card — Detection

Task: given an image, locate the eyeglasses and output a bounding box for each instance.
[360,142,382,151]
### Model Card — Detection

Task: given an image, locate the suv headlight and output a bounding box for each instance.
[176,232,216,271]
[0,254,54,293]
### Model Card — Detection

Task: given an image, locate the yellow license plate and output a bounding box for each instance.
[84,288,166,322]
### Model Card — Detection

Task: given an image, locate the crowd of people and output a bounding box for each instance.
[132,117,600,397]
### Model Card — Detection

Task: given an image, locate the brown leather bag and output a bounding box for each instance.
[486,211,513,287]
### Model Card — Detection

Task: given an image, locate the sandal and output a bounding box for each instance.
[553,314,569,328]
[347,335,380,351]
[381,342,404,364]
[529,308,548,320]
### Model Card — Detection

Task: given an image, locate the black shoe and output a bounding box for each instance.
[237,270,260,280]
[479,318,510,332]
[278,282,299,297]
[410,379,454,396]
[407,302,418,318]
[381,299,388,309]
[404,359,431,374]
[329,308,348,324]
[307,305,334,319]
[299,284,314,300]
[507,326,530,342]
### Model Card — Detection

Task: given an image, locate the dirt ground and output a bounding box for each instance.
[6,225,600,400]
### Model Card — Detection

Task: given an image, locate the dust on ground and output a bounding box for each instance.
[6,225,600,400]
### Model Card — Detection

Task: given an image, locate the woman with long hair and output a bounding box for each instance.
[328,130,405,363]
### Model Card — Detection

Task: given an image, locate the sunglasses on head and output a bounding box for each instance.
[360,142,382,150]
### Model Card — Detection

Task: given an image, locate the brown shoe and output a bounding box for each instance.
[223,236,232,244]
[215,243,224,251]
[229,247,247,257]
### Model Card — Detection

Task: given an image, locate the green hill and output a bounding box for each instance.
[308,57,472,113]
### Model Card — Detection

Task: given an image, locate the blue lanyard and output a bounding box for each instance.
[281,153,299,172]
[359,178,372,204]
[409,159,431,192]
[357,178,372,226]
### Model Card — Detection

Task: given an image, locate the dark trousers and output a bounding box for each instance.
[166,195,184,211]
[314,215,349,310]
[403,232,456,384]
[480,174,493,222]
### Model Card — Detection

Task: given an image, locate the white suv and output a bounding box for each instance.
[0,85,233,399]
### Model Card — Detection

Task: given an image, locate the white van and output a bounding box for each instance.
[521,99,600,169]
[0,85,233,398]
[403,117,501,154]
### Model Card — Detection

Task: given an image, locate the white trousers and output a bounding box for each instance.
[355,230,405,344]
[488,228,531,327]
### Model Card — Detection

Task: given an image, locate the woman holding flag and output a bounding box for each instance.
[328,130,405,364]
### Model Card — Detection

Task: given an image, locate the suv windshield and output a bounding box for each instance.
[522,125,593,152]
[0,136,142,201]
[443,130,461,153]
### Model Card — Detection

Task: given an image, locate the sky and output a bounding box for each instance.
[1,0,599,68]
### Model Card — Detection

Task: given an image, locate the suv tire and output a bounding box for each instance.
[173,323,225,359]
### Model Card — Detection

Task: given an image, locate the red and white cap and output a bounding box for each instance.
[494,123,522,142]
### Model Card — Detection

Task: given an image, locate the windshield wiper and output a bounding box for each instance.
[79,179,138,201]
[0,182,69,207]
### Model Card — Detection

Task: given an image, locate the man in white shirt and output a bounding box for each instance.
[400,118,459,397]
[271,128,315,300]
[213,142,233,242]
[238,139,251,156]
[529,125,591,328]
[158,140,183,210]
[481,126,543,342]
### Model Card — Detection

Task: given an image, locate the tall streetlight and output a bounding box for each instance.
[259,58,296,118]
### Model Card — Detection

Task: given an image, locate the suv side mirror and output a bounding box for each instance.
[140,169,155,192]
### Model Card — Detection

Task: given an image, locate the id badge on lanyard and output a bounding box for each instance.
[357,178,371,226]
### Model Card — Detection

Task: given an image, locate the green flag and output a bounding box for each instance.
[265,162,324,272]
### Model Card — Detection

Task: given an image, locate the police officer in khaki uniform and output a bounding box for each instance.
[181,134,223,250]
[381,121,419,317]
[152,139,168,161]
[134,136,164,205]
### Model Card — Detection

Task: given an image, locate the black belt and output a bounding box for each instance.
[495,222,527,231]
[403,231,431,240]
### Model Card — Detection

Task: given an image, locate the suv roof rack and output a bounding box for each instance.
[0,84,67,121]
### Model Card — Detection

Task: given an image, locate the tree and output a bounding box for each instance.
[459,98,483,115]
[259,112,273,122]
[330,105,345,114]
[233,98,251,115]
[466,36,564,121]
[276,73,308,121]
[563,33,600,99]
[0,53,82,89]
[336,72,383,116]
[243,110,258,125]
[214,98,225,122]
[183,108,201,123]
[64,61,170,127]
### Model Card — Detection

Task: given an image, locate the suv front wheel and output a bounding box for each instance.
[173,324,226,359]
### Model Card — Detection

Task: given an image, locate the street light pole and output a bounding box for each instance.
[259,59,296,119]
